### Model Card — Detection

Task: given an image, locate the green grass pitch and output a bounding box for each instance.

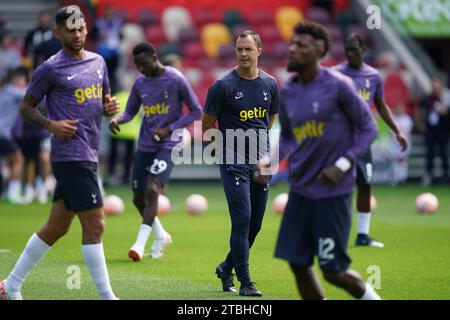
[1,183,449,300]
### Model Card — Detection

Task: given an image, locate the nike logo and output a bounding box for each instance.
[234,92,244,100]
[67,74,77,80]
[141,94,148,98]
[264,186,269,191]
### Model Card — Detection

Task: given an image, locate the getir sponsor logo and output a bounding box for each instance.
[239,107,267,122]
[74,84,103,104]
[293,120,325,145]
[143,103,170,117]
[358,88,371,102]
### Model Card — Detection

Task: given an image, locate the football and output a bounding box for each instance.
[185,194,208,215]
[273,193,288,215]
[415,192,439,214]
[158,194,172,216]
[103,195,125,216]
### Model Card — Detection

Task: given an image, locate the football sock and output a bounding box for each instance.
[359,283,381,300]
[82,243,117,300]
[7,180,21,200]
[357,212,371,235]
[132,224,152,251]
[152,217,166,239]
[6,233,51,294]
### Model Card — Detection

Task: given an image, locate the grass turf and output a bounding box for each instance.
[0,183,449,300]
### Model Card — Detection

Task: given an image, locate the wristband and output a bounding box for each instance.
[335,157,351,173]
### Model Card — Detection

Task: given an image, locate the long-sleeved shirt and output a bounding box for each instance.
[279,68,378,199]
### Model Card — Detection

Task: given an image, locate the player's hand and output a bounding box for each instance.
[317,165,344,187]
[109,118,122,135]
[254,157,272,185]
[47,119,79,139]
[396,132,408,152]
[103,94,120,116]
[153,127,171,142]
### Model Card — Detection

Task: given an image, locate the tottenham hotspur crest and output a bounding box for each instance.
[97,69,103,80]
[313,102,319,114]
[263,91,268,101]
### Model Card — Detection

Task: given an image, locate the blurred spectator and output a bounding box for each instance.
[24,11,61,68]
[391,104,413,184]
[418,76,450,185]
[0,67,27,203]
[161,53,183,70]
[92,4,123,93]
[12,100,53,204]
[0,29,21,83]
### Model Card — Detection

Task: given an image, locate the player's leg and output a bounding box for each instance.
[274,191,317,300]
[217,166,253,294]
[148,150,174,258]
[248,178,269,248]
[316,194,381,300]
[78,208,117,300]
[1,199,75,300]
[123,139,134,185]
[6,148,24,203]
[289,265,325,300]
[424,129,435,185]
[129,150,173,260]
[355,152,383,247]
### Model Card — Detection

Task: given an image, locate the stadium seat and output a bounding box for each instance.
[177,27,200,46]
[184,42,208,61]
[158,43,183,57]
[162,6,193,42]
[121,23,145,44]
[258,25,283,46]
[137,10,160,28]
[248,10,273,28]
[275,6,304,41]
[306,7,332,25]
[145,26,168,47]
[201,23,232,59]
[230,24,252,38]
[192,9,217,28]
[223,10,246,30]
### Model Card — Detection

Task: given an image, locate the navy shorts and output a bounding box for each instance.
[17,138,43,161]
[0,138,19,157]
[275,192,352,272]
[52,161,103,212]
[132,149,174,192]
[356,150,373,186]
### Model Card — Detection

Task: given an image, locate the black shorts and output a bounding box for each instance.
[52,161,103,212]
[0,138,19,157]
[356,150,373,186]
[132,149,174,192]
[17,138,43,161]
[275,191,352,272]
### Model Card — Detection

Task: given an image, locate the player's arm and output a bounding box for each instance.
[20,94,78,139]
[318,79,378,186]
[269,114,277,129]
[103,94,120,117]
[109,84,140,135]
[202,80,223,135]
[155,76,202,140]
[202,113,218,134]
[374,97,408,152]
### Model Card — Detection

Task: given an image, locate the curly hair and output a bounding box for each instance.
[293,21,331,58]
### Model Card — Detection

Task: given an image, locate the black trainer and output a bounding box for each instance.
[355,233,384,248]
[215,265,236,292]
[239,282,262,297]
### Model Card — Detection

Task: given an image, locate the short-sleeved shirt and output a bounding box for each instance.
[203,68,279,170]
[279,68,377,199]
[121,66,201,152]
[333,62,384,107]
[27,49,110,163]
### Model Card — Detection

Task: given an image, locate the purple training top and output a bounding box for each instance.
[333,62,384,106]
[120,66,202,152]
[27,49,110,163]
[279,68,377,199]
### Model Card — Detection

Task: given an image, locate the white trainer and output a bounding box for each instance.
[150,233,173,259]
[0,280,23,300]
[128,246,144,262]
